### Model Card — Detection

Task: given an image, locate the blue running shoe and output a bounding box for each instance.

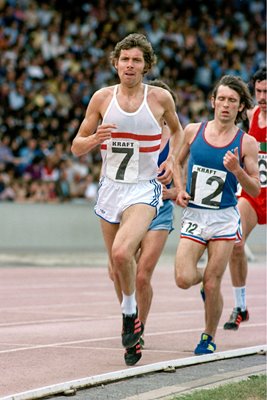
[194,333,216,355]
[200,282,205,302]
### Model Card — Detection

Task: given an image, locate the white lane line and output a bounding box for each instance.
[0,323,265,355]
[30,345,186,355]
[0,310,206,328]
[0,301,116,311]
[1,345,266,400]
[0,305,265,328]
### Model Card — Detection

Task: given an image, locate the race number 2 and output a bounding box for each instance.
[106,140,139,183]
[189,164,226,209]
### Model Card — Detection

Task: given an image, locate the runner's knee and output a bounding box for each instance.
[203,276,221,296]
[231,242,245,261]
[175,270,192,289]
[112,245,132,268]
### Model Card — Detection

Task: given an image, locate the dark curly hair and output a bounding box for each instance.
[252,66,266,85]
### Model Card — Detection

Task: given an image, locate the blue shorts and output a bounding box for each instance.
[148,199,174,232]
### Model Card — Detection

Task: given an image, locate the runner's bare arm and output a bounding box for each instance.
[174,123,199,207]
[158,92,184,185]
[223,134,260,197]
[71,89,116,157]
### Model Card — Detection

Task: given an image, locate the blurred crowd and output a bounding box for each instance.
[0,0,266,203]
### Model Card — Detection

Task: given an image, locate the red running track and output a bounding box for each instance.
[0,255,266,398]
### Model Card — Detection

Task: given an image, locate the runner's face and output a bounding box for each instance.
[212,85,244,122]
[115,48,145,87]
[255,80,267,112]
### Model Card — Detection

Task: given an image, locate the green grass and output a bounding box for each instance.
[171,374,266,400]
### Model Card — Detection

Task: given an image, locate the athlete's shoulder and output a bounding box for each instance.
[185,121,202,130]
[92,86,115,100]
[88,86,114,112]
[147,84,167,94]
[184,122,202,135]
[184,122,202,144]
[243,131,258,146]
[241,132,259,160]
[147,84,173,104]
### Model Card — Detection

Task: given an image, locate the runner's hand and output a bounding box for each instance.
[223,147,240,174]
[95,123,117,144]
[157,158,173,185]
[176,190,191,207]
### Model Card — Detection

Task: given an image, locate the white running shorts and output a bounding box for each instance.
[180,206,242,245]
[94,176,162,224]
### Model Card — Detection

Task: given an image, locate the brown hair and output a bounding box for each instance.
[212,75,253,123]
[110,33,157,74]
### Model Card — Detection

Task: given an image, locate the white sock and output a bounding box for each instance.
[233,286,246,311]
[121,292,137,315]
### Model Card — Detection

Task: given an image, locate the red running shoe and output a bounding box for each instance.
[122,312,144,348]
[124,341,142,366]
[224,307,249,330]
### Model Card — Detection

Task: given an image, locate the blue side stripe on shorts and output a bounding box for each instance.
[212,233,237,239]
[95,176,104,204]
[181,233,206,244]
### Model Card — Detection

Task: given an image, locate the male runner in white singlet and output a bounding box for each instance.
[71,33,184,365]
[108,79,178,365]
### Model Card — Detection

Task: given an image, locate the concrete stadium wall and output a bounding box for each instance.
[1,202,266,254]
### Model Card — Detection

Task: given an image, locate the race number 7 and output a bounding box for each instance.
[106,140,139,182]
[112,147,134,180]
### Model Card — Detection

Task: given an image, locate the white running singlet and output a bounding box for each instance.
[100,85,162,183]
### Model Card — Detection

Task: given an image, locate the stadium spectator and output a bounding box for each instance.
[84,173,98,202]
[0,0,265,202]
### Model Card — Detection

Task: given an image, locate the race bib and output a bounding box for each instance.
[189,164,227,209]
[181,220,202,236]
[106,140,139,183]
[258,153,266,187]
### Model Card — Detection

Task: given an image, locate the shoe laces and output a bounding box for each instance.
[230,308,241,321]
